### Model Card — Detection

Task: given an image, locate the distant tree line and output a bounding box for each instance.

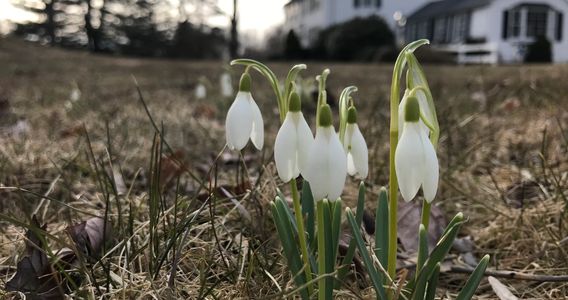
[10,0,236,59]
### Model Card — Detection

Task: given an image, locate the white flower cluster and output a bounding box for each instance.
[225,71,439,203]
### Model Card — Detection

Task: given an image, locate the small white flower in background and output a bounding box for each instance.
[343,106,368,179]
[303,104,347,201]
[220,72,233,97]
[225,73,264,151]
[195,83,206,99]
[70,85,81,102]
[274,92,313,182]
[395,96,439,202]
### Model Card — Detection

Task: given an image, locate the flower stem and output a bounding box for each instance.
[420,201,431,232]
[290,180,314,296]
[317,200,326,300]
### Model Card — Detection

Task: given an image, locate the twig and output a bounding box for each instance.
[449,266,568,282]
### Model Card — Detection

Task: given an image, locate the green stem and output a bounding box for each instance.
[420,201,431,235]
[317,200,326,300]
[290,180,314,296]
[387,40,430,292]
[388,53,404,286]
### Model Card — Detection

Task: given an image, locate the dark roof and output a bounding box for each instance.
[284,0,303,7]
[408,0,492,21]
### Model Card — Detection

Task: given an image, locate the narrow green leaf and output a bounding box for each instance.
[412,225,429,300]
[271,200,309,300]
[409,217,463,298]
[424,263,440,300]
[346,209,387,300]
[375,187,389,275]
[301,181,315,248]
[456,255,490,300]
[337,182,366,285]
[417,224,428,275]
[322,200,334,299]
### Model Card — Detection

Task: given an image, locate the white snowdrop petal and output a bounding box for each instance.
[249,95,264,150]
[304,127,331,201]
[274,114,299,182]
[347,153,357,176]
[225,93,252,150]
[350,124,369,179]
[395,123,423,201]
[420,130,439,202]
[327,128,347,201]
[294,113,314,174]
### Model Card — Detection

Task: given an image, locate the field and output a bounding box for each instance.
[0,37,567,299]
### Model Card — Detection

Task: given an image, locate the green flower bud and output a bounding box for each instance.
[239,73,251,92]
[404,96,420,122]
[288,92,301,112]
[347,106,357,124]
[318,104,332,127]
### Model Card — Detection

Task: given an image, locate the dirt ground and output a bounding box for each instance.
[0,37,567,299]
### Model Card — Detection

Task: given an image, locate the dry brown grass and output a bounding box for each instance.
[0,37,567,299]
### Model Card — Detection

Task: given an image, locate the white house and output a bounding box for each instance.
[283,0,430,46]
[405,0,568,63]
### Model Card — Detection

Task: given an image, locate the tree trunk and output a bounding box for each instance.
[229,0,238,59]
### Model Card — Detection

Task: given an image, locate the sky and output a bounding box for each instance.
[0,0,287,38]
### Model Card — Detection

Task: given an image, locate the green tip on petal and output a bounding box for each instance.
[347,106,357,124]
[288,92,301,112]
[239,72,251,92]
[404,96,420,122]
[318,104,332,127]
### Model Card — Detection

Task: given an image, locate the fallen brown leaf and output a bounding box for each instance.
[397,200,446,253]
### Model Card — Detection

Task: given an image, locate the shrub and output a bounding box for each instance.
[525,35,552,63]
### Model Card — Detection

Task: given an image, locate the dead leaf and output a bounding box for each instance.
[504,180,542,208]
[59,124,84,139]
[488,276,519,300]
[159,150,189,191]
[193,103,217,119]
[397,200,446,253]
[67,217,108,259]
[6,216,68,300]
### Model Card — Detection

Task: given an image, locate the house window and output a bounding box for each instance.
[353,0,360,8]
[504,4,562,40]
[364,0,372,6]
[375,0,381,8]
[510,9,521,37]
[433,17,447,43]
[451,13,469,42]
[526,7,548,37]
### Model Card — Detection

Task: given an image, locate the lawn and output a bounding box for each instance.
[0,37,567,299]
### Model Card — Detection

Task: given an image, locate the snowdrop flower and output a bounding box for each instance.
[195,83,206,99]
[343,106,368,179]
[220,72,233,97]
[395,96,439,202]
[303,104,347,201]
[274,92,313,182]
[225,73,264,151]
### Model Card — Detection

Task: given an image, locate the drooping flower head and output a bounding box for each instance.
[343,106,368,179]
[395,96,439,202]
[274,92,314,182]
[225,73,264,151]
[303,104,347,201]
